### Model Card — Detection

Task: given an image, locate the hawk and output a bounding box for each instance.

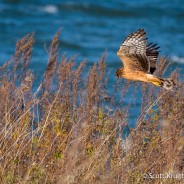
[116,28,174,90]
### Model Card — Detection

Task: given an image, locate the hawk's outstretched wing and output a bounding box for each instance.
[117,29,150,73]
[146,42,160,74]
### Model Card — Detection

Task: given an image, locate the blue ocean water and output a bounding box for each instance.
[0,0,184,123]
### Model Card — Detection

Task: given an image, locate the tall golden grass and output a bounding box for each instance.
[0,31,183,184]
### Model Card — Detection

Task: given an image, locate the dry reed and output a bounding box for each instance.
[0,30,183,184]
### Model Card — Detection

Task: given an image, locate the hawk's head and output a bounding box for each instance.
[115,68,125,78]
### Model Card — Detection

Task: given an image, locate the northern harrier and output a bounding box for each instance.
[116,28,174,90]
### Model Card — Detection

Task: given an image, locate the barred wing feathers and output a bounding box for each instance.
[117,29,150,73]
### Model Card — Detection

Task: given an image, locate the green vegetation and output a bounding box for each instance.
[0,31,183,184]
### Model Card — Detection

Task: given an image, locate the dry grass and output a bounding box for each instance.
[0,31,184,184]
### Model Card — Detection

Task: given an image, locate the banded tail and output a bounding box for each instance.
[152,77,175,91]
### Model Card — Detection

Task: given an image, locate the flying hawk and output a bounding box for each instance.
[116,28,174,90]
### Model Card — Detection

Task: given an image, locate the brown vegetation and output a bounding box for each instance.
[0,31,183,184]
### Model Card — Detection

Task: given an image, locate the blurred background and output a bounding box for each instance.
[0,0,184,124]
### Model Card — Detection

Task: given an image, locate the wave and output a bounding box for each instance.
[171,56,184,64]
[42,5,58,14]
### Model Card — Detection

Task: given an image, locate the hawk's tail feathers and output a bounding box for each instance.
[157,77,175,91]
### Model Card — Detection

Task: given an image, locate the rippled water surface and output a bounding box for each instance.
[0,0,184,123]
